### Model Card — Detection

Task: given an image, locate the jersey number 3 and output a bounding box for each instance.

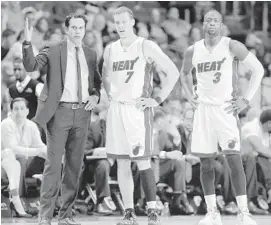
[125,71,134,83]
[213,72,221,84]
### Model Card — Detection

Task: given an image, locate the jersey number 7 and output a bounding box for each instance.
[125,71,134,83]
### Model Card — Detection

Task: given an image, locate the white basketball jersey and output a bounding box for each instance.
[108,37,154,102]
[192,37,237,105]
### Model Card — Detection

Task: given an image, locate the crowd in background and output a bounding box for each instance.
[1,1,271,218]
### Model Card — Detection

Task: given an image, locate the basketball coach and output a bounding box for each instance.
[22,13,101,225]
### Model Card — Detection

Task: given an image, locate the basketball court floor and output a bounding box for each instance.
[2,215,271,225]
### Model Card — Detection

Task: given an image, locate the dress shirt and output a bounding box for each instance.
[1,117,46,158]
[60,39,89,103]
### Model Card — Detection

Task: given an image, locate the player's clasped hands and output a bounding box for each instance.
[224,96,249,115]
[135,97,159,111]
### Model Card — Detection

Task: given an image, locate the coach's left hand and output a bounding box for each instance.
[224,97,249,115]
[84,95,99,111]
[136,98,159,111]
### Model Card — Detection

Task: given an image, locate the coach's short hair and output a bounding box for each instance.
[113,6,134,19]
[10,98,29,110]
[65,13,88,28]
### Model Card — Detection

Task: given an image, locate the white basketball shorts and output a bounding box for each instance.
[106,100,153,159]
[191,103,241,157]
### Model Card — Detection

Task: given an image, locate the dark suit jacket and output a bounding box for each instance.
[22,39,102,127]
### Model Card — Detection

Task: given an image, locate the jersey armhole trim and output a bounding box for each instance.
[228,38,235,59]
[107,43,112,65]
[142,38,149,63]
[191,44,196,67]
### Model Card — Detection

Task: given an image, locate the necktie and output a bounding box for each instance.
[75,47,82,105]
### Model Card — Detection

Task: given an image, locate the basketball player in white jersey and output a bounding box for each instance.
[180,10,264,225]
[102,6,180,225]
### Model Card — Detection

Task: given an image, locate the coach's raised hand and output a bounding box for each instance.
[24,18,33,42]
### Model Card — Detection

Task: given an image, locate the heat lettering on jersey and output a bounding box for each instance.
[112,57,139,72]
[197,57,226,73]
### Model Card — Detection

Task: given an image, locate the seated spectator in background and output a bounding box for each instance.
[1,148,32,218]
[241,107,271,160]
[82,111,114,215]
[153,110,194,215]
[216,151,266,215]
[1,1,24,34]
[6,57,43,119]
[241,108,271,210]
[92,14,106,61]
[188,27,202,45]
[2,61,16,120]
[262,76,271,107]
[162,7,191,41]
[47,30,63,45]
[34,17,50,44]
[83,30,103,62]
[1,98,47,205]
[149,8,168,45]
[2,29,39,64]
[257,109,271,204]
[1,28,16,60]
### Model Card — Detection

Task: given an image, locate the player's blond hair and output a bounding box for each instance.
[113,6,134,19]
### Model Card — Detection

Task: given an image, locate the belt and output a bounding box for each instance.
[59,102,86,109]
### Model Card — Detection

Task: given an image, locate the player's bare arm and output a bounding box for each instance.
[247,135,271,159]
[225,40,264,114]
[180,45,199,109]
[136,40,180,110]
[102,45,111,98]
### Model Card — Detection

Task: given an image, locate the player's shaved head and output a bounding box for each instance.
[204,10,223,22]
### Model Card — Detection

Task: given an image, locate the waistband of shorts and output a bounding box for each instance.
[198,100,231,107]
[111,99,136,105]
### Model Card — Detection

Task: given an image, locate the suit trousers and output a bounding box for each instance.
[39,105,91,220]
[257,155,271,191]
